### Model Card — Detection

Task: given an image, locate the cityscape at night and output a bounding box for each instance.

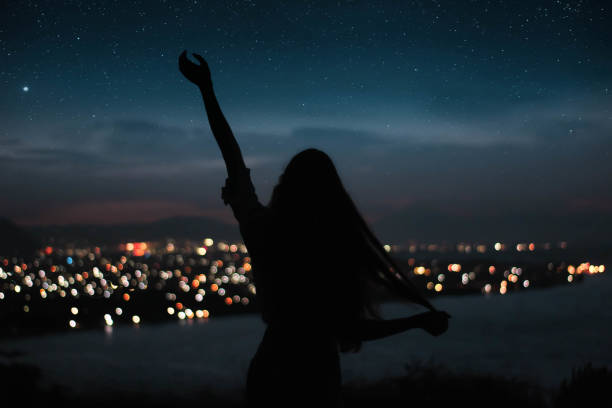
[1,237,606,337]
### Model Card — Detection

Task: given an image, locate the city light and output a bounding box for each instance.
[0,238,604,336]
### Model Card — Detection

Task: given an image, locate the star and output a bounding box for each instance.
[22,86,29,92]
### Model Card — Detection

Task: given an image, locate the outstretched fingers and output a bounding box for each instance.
[179,50,189,66]
[179,50,207,68]
[192,53,206,65]
[193,54,211,79]
[178,50,191,72]
[179,50,212,87]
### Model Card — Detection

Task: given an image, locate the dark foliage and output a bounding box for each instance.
[2,357,610,407]
[554,363,612,407]
[343,360,547,408]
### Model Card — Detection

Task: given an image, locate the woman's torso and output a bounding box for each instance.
[240,208,344,405]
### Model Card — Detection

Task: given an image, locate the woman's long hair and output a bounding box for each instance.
[269,149,434,352]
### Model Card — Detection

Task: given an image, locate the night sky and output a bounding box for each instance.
[1,1,611,236]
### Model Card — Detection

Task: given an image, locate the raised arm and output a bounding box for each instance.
[345,310,450,342]
[179,50,247,179]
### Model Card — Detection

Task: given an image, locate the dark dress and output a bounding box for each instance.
[222,168,343,407]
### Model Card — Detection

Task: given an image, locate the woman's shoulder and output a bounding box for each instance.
[238,204,273,239]
[222,167,269,225]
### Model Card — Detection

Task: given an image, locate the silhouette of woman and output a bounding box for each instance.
[179,51,450,407]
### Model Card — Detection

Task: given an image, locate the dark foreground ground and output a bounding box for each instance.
[2,359,610,408]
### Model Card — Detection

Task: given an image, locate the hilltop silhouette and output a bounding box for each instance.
[25,215,241,246]
[0,218,40,256]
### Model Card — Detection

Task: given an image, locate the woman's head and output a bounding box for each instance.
[269,148,434,351]
[268,148,346,218]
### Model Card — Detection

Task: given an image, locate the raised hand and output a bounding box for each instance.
[419,310,450,336]
[179,50,212,89]
[179,49,248,178]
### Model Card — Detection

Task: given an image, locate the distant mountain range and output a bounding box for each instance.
[2,206,611,252]
[372,206,612,245]
[23,216,242,246]
[0,218,41,256]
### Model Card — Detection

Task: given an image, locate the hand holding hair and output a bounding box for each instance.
[418,310,450,336]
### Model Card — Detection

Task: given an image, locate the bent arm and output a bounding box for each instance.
[345,310,449,341]
[349,315,424,342]
[198,83,247,179]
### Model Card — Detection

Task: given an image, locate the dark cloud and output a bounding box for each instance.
[2,108,612,218]
[290,126,386,148]
[0,137,21,146]
[104,120,204,157]
[531,115,612,145]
